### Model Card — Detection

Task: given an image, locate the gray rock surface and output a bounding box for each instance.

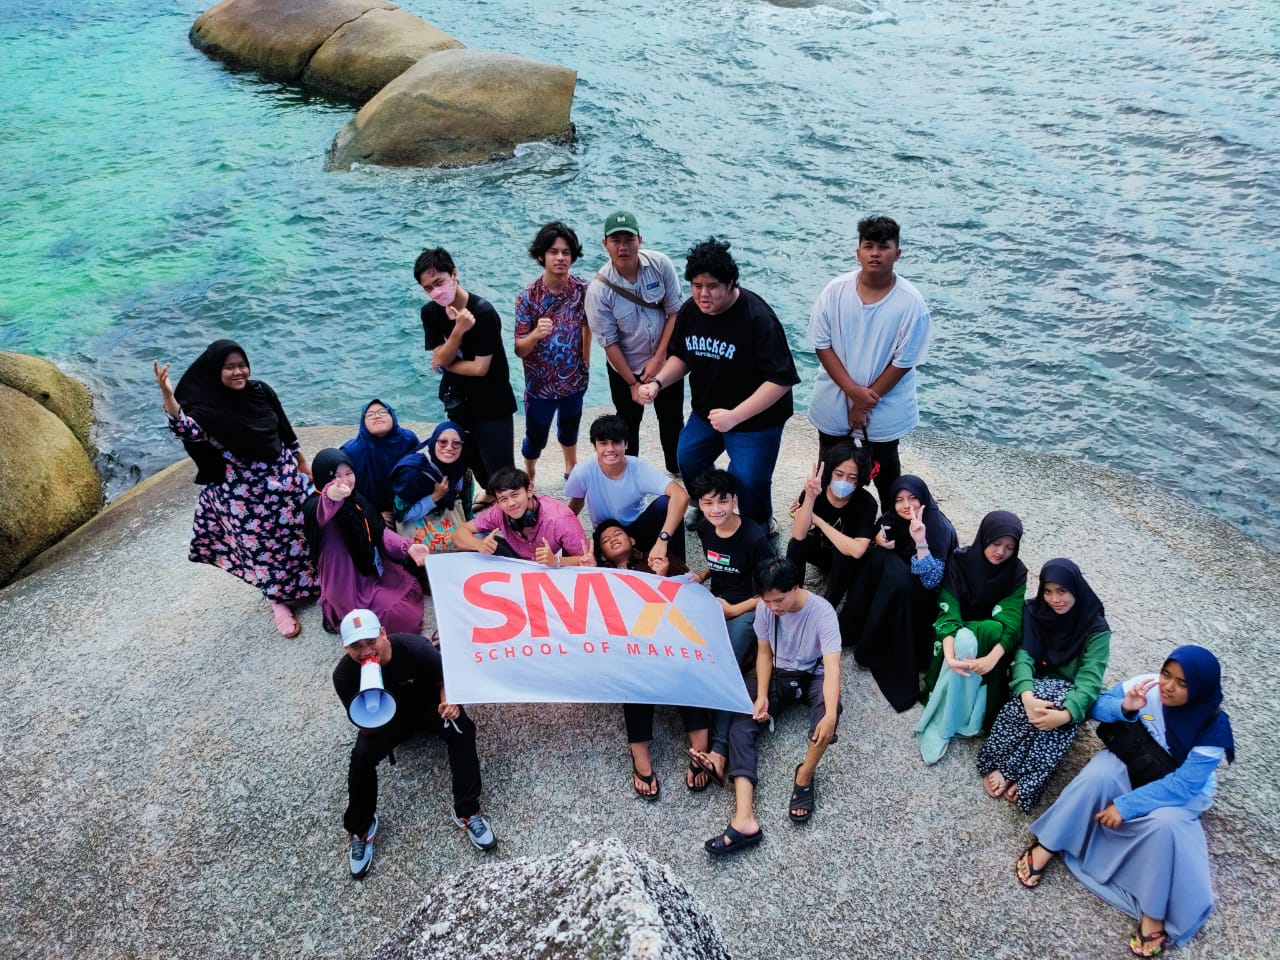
[365,839,730,960]
[328,48,577,170]
[2,414,1276,959]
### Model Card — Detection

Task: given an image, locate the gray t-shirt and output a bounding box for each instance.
[564,456,670,525]
[752,593,842,674]
[806,270,932,443]
[584,249,684,374]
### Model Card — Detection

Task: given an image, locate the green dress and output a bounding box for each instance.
[922,584,1025,732]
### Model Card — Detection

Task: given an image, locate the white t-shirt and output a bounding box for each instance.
[806,270,932,443]
[752,593,842,674]
[564,456,671,525]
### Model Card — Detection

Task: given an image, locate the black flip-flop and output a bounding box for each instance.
[685,759,711,793]
[687,750,725,787]
[705,824,763,857]
[631,765,660,802]
[1016,843,1047,889]
[789,764,815,823]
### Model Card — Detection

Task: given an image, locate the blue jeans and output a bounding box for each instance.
[677,413,785,527]
[521,389,585,461]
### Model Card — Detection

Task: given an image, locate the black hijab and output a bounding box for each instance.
[302,448,386,577]
[1021,558,1109,668]
[876,475,958,565]
[173,339,296,484]
[941,510,1029,620]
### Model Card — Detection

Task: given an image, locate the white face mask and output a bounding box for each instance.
[428,277,457,307]
[829,478,855,499]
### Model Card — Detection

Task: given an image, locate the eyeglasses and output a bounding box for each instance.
[436,439,462,449]
[364,409,389,420]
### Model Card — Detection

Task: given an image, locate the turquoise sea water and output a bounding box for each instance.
[2,0,1277,548]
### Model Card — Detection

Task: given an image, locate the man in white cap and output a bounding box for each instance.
[584,210,686,476]
[333,609,497,879]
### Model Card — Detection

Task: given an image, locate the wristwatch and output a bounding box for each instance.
[651,376,664,389]
[657,531,671,542]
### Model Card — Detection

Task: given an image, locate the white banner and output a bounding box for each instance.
[425,553,753,714]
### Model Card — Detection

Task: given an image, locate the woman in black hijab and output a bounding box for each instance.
[154,341,316,637]
[977,558,1112,812]
[915,510,1029,762]
[839,475,958,711]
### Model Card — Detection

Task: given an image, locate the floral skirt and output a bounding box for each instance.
[976,676,1080,813]
[188,450,316,604]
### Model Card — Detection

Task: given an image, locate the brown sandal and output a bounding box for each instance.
[1128,928,1167,957]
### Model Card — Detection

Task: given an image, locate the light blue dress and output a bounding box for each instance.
[914,627,986,763]
[1031,676,1224,946]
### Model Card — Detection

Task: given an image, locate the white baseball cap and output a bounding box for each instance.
[340,609,382,647]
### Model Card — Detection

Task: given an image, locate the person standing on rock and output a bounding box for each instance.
[639,237,800,531]
[584,210,686,476]
[415,246,517,495]
[806,215,932,508]
[335,609,497,879]
[514,220,591,485]
[153,343,316,638]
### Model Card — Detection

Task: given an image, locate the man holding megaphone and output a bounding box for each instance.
[333,609,498,879]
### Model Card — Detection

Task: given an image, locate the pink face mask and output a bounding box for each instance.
[427,277,457,307]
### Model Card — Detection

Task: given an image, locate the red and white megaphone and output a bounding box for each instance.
[348,657,397,729]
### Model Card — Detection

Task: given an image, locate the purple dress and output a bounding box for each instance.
[312,492,424,634]
[168,412,316,603]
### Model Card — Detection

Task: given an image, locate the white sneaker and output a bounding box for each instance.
[452,810,497,851]
[348,815,378,878]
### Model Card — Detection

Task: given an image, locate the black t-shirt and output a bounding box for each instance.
[806,486,879,552]
[695,515,774,604]
[333,633,443,728]
[669,287,800,432]
[421,293,517,421]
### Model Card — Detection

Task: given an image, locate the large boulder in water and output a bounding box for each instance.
[364,839,731,960]
[302,8,463,103]
[190,0,463,99]
[328,48,577,170]
[0,351,95,451]
[0,381,102,585]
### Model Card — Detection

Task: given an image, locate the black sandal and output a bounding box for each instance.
[1128,928,1168,957]
[1016,843,1048,889]
[789,764,815,823]
[687,749,725,787]
[686,759,711,793]
[631,765,660,802]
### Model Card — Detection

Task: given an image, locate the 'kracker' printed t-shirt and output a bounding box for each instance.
[695,515,774,605]
[669,287,800,432]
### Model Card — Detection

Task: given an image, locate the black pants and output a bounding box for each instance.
[453,413,514,492]
[726,673,840,785]
[607,365,684,475]
[817,430,901,510]
[623,703,708,743]
[623,495,686,563]
[344,710,483,836]
[784,534,859,609]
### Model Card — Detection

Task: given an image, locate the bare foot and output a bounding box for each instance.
[1004,782,1019,803]
[983,770,1008,798]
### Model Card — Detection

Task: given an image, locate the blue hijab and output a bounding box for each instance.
[389,421,468,518]
[1163,645,1235,765]
[340,399,420,513]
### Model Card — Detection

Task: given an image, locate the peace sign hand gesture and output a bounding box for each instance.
[804,461,824,500]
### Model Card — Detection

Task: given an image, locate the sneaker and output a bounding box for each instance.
[452,810,498,851]
[348,815,378,878]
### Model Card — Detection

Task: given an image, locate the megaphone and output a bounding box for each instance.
[348,657,397,729]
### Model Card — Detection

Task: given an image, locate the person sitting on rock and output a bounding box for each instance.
[591,520,708,800]
[694,557,842,856]
[335,609,497,879]
[452,466,588,566]
[566,413,689,564]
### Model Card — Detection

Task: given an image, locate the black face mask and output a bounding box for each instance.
[509,498,541,532]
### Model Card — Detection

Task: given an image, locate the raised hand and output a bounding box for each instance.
[805,461,824,499]
[153,360,173,394]
[909,503,928,549]
[535,537,557,567]
[407,543,429,567]
[325,479,353,501]
[446,304,476,332]
[533,316,554,340]
[1122,677,1159,714]
[432,474,451,502]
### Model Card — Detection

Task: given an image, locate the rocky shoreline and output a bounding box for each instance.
[3,415,1276,959]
